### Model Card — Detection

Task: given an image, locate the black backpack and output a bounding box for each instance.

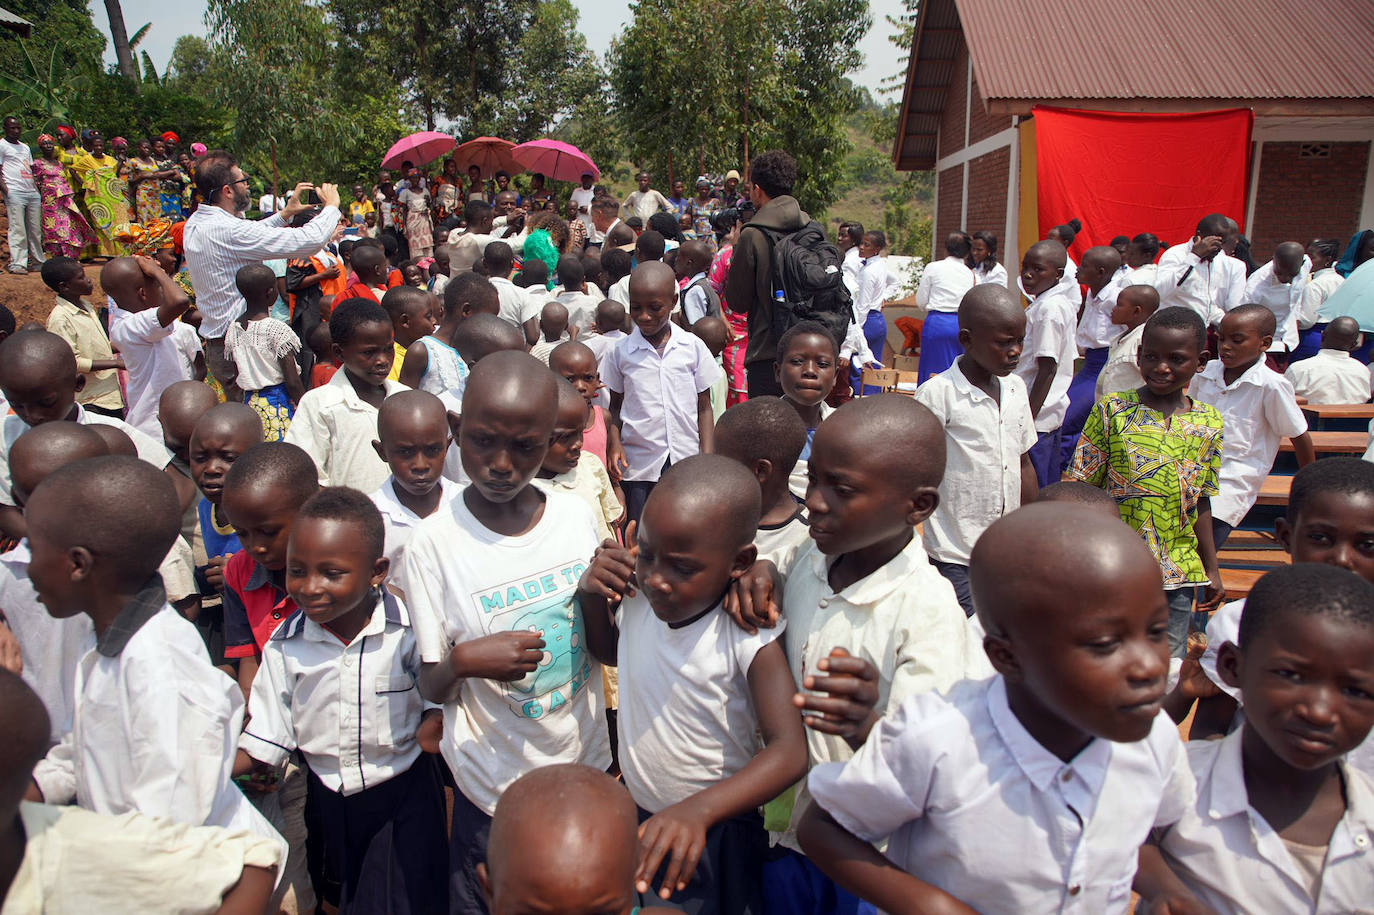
[751,220,854,344]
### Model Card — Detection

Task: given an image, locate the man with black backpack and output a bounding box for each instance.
[725,150,853,398]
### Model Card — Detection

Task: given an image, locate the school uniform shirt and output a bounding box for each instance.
[107,304,191,439]
[1285,348,1372,406]
[1158,727,1374,914]
[1155,248,1245,328]
[608,274,631,307]
[857,255,903,319]
[370,476,458,600]
[240,593,436,796]
[531,452,622,544]
[1243,268,1302,352]
[808,676,1194,915]
[0,404,171,506]
[1123,263,1158,289]
[283,368,407,492]
[45,296,124,413]
[781,535,989,847]
[30,580,284,854]
[973,260,1008,287]
[171,321,203,379]
[617,592,786,813]
[2,802,281,915]
[0,540,94,741]
[915,256,976,315]
[916,361,1037,566]
[1189,358,1308,527]
[489,275,541,331]
[1075,284,1123,351]
[553,288,601,336]
[584,328,627,368]
[1095,323,1147,400]
[842,245,863,294]
[1015,283,1080,433]
[681,270,714,325]
[601,322,722,483]
[403,489,610,815]
[1299,266,1344,329]
[753,504,810,578]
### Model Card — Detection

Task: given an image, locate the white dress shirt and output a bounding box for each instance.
[283,368,407,492]
[780,536,990,847]
[1155,247,1245,328]
[916,361,1037,565]
[184,203,342,339]
[570,186,595,235]
[30,588,283,855]
[856,255,903,320]
[445,230,500,275]
[0,404,170,506]
[1299,267,1344,329]
[0,137,36,195]
[681,271,713,325]
[1096,323,1147,399]
[371,476,458,600]
[108,304,192,440]
[600,323,722,482]
[1159,728,1374,914]
[1075,284,1123,351]
[1285,348,1372,406]
[1123,263,1158,289]
[239,593,436,796]
[1189,357,1308,526]
[973,260,1008,287]
[842,246,863,295]
[1015,284,1080,433]
[608,274,631,307]
[808,676,1194,915]
[489,276,541,330]
[553,288,601,336]
[915,256,976,315]
[1244,267,1302,351]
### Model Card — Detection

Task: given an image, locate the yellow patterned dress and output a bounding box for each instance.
[70,151,131,258]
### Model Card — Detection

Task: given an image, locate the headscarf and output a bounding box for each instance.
[80,128,97,146]
[1337,229,1374,277]
[36,133,54,144]
[111,137,128,149]
[55,125,75,140]
[190,142,207,157]
[160,131,179,144]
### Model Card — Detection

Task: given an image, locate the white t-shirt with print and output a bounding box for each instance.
[403,488,609,814]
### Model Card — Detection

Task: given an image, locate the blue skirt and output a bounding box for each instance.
[918,311,962,384]
[245,383,294,442]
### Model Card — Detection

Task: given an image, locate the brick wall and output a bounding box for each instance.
[937,40,968,163]
[967,77,1012,146]
[937,166,963,248]
[966,148,1010,237]
[1250,141,1368,262]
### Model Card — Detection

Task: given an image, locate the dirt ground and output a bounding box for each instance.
[0,209,111,327]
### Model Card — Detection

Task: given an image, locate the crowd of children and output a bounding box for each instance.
[2,143,1374,915]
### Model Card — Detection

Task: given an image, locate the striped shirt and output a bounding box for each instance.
[184,203,342,339]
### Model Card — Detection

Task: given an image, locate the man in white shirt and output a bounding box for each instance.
[1155,214,1246,328]
[621,171,672,223]
[101,256,194,440]
[0,117,43,274]
[588,196,622,246]
[184,151,341,400]
[1285,317,1372,406]
[915,233,977,384]
[569,172,596,236]
[446,199,498,274]
[1015,241,1079,486]
[1243,241,1307,369]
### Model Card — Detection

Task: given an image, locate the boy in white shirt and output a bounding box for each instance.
[916,285,1037,615]
[1015,240,1079,486]
[1060,245,1122,469]
[25,457,284,859]
[1190,304,1315,547]
[675,240,719,325]
[851,230,901,393]
[483,241,540,346]
[552,254,600,336]
[237,488,446,912]
[284,297,407,492]
[1096,284,1159,399]
[1155,214,1246,328]
[101,255,193,439]
[1284,316,1371,405]
[602,262,721,526]
[1151,564,1374,913]
[532,380,621,543]
[799,503,1201,915]
[1243,241,1307,370]
[578,456,807,911]
[583,298,629,367]
[369,391,457,600]
[404,353,609,912]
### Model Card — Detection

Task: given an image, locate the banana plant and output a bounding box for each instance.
[0,40,85,135]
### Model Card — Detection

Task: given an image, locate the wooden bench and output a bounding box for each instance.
[1220,567,1267,600]
[1301,403,1374,432]
[1217,548,1289,568]
[1255,474,1292,506]
[1279,431,1367,454]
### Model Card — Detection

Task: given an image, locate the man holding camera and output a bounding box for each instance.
[184,150,341,400]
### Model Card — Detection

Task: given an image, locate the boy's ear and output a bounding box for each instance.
[72,373,86,395]
[1274,516,1293,554]
[1260,333,1274,349]
[474,861,493,905]
[68,545,93,582]
[905,486,939,527]
[982,632,1021,681]
[956,327,972,348]
[371,556,390,589]
[331,341,345,363]
[1216,640,1243,690]
[446,410,462,441]
[372,439,386,463]
[751,458,772,487]
[729,543,759,580]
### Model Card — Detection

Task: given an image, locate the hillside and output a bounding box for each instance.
[823,112,934,257]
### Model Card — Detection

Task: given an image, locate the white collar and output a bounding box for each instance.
[986,677,1112,793]
[1315,348,1353,361]
[1200,356,1270,389]
[375,476,454,523]
[625,321,686,354]
[327,364,403,408]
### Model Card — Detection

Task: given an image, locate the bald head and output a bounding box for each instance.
[454,313,526,366]
[1025,240,1068,270]
[377,389,448,442]
[548,340,597,376]
[971,503,1158,636]
[1274,241,1306,282]
[1323,316,1362,352]
[462,350,558,425]
[818,394,945,490]
[679,239,711,273]
[649,454,762,551]
[192,402,264,447]
[9,422,108,505]
[98,256,147,305]
[0,670,52,809]
[483,765,639,911]
[159,380,220,456]
[957,283,1023,334]
[1081,245,1121,272]
[88,423,136,457]
[0,330,77,391]
[628,261,677,300]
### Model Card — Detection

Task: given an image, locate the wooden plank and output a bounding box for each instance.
[1221,567,1266,600]
[1217,549,1288,568]
[1300,403,1374,420]
[1279,431,1366,453]
[1256,475,1292,506]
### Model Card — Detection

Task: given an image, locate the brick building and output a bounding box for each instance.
[895,0,1374,270]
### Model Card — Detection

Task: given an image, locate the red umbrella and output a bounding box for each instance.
[451,136,523,178]
[381,130,456,170]
[511,139,599,183]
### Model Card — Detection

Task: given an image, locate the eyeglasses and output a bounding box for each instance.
[223,176,251,191]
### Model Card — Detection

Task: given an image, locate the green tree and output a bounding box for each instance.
[0,0,105,132]
[166,35,214,94]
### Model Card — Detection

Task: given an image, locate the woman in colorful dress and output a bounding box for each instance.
[152,138,189,219]
[125,139,168,224]
[398,171,433,259]
[70,134,131,259]
[710,208,748,407]
[31,134,93,259]
[433,157,461,223]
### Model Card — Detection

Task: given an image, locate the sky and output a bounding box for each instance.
[90,0,909,98]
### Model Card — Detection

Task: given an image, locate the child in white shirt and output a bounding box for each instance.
[1096,284,1160,399]
[1243,241,1307,367]
[101,255,193,439]
[533,380,621,543]
[1015,241,1079,487]
[800,504,1199,915]
[224,264,305,442]
[1284,316,1371,405]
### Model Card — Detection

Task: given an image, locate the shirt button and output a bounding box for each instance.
[819,598,829,608]
[1061,770,1072,782]
[272,610,282,619]
[1209,809,1221,819]
[1356,834,1369,848]
[1068,884,1081,896]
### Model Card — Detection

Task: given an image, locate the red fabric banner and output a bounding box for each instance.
[1034,106,1253,262]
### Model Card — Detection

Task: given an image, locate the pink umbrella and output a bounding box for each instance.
[451,136,523,178]
[511,139,599,183]
[381,130,456,171]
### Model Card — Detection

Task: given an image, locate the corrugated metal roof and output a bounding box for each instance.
[0,6,32,37]
[959,0,1374,107]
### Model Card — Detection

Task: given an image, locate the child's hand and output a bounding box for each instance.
[132,254,167,279]
[416,708,443,753]
[1198,577,1225,612]
[637,799,711,901]
[0,620,22,675]
[204,555,228,590]
[581,525,638,601]
[794,648,880,746]
[450,630,546,681]
[607,443,629,483]
[722,559,781,634]
[1178,633,1220,701]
